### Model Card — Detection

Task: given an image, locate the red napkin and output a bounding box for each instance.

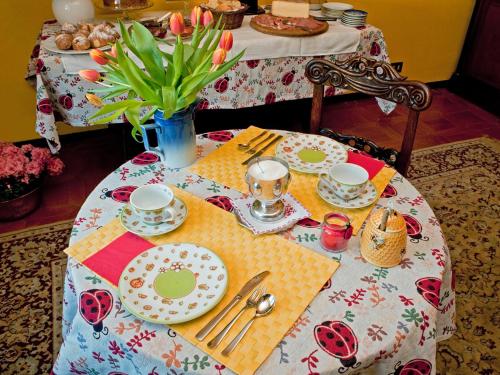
[347,150,385,180]
[83,232,154,286]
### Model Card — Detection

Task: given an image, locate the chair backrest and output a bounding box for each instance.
[305,57,432,175]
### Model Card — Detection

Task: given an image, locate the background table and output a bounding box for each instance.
[54,129,455,375]
[27,19,390,153]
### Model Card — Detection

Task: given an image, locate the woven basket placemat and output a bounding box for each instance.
[64,187,339,375]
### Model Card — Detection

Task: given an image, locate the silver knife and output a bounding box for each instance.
[195,270,270,341]
[242,135,284,165]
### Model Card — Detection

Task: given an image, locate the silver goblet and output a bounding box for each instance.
[245,156,291,222]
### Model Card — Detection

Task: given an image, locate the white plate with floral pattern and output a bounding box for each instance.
[118,243,228,324]
[120,197,187,237]
[317,178,378,209]
[275,133,347,174]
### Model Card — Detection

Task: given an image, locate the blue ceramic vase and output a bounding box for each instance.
[140,106,196,169]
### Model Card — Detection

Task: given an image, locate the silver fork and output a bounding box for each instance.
[207,287,265,349]
[246,134,275,154]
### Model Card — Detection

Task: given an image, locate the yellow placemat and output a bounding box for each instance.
[65,187,339,375]
[189,126,396,234]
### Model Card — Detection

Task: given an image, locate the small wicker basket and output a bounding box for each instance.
[200,4,249,30]
[360,208,407,268]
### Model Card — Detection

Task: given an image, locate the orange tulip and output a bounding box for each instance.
[190,6,203,26]
[219,31,233,51]
[79,69,101,83]
[89,49,109,65]
[212,48,226,66]
[202,10,214,27]
[85,93,103,107]
[170,12,185,36]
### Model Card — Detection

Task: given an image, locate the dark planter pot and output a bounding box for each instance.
[0,185,43,221]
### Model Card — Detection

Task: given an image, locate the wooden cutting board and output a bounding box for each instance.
[250,16,329,37]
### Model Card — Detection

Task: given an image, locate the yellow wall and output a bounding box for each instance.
[1,0,474,142]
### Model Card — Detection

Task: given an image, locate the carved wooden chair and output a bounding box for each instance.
[305,57,432,176]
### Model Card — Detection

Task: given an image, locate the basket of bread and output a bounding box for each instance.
[54,22,120,52]
[201,0,248,29]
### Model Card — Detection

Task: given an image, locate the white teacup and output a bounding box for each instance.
[319,163,369,200]
[129,184,176,225]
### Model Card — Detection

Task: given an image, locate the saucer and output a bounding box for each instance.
[276,133,347,174]
[317,179,378,209]
[118,243,228,324]
[120,197,188,237]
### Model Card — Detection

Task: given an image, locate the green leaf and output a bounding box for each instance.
[89,99,140,119]
[140,106,158,124]
[92,107,127,124]
[130,21,166,85]
[161,86,177,119]
[125,105,143,141]
[102,88,129,100]
[118,21,140,57]
[115,43,161,105]
[171,36,184,87]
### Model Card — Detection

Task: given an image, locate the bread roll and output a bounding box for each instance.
[55,33,73,50]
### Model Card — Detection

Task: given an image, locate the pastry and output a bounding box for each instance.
[61,22,78,34]
[88,29,115,48]
[55,33,73,50]
[72,35,91,50]
[74,30,90,38]
[206,0,243,11]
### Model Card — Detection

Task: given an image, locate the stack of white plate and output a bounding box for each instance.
[341,9,368,27]
[321,2,353,19]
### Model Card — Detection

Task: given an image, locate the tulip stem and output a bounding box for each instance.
[101,78,132,88]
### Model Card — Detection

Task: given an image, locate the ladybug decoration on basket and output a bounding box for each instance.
[79,289,113,339]
[314,320,361,372]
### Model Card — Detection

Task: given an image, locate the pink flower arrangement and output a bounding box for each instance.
[0,142,64,201]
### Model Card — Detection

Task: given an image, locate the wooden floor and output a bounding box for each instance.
[1,88,498,233]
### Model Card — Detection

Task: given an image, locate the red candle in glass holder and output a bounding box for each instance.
[320,213,353,252]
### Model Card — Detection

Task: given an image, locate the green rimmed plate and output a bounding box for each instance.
[120,197,188,237]
[275,133,347,174]
[118,243,228,325]
[317,179,378,209]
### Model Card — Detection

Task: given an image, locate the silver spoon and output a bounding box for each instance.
[238,130,267,150]
[221,293,276,356]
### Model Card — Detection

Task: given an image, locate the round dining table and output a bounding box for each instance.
[54,129,456,375]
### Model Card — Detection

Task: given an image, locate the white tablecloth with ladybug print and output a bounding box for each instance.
[27,20,391,153]
[53,129,455,375]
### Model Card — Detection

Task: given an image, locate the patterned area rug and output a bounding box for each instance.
[0,221,71,374]
[408,137,499,375]
[0,137,498,374]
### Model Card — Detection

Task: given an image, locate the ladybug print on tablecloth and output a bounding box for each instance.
[320,278,332,292]
[205,195,234,212]
[214,77,229,93]
[391,358,432,375]
[265,92,276,105]
[281,70,295,86]
[325,87,336,97]
[202,131,234,142]
[196,98,209,111]
[314,320,361,373]
[37,98,53,115]
[246,59,260,69]
[36,58,46,74]
[131,152,160,165]
[402,214,429,243]
[79,289,113,339]
[100,186,138,203]
[370,41,381,56]
[58,93,73,110]
[297,218,321,228]
[381,184,398,198]
[416,277,441,310]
